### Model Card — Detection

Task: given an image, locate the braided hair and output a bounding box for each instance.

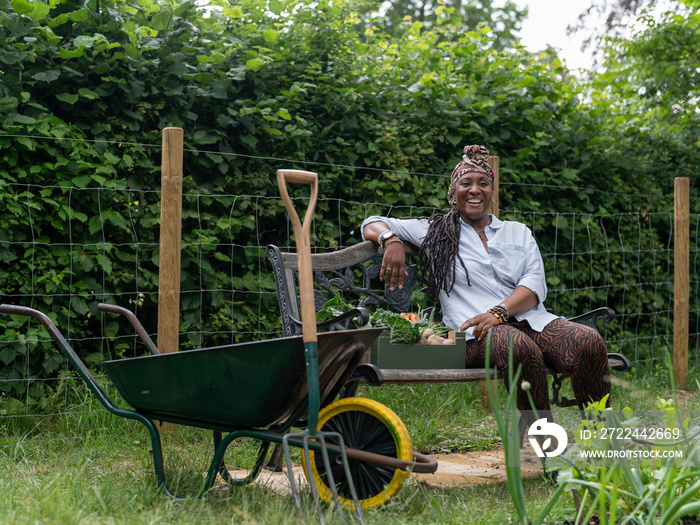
[419,208,470,301]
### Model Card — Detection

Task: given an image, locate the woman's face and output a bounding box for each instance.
[454,172,493,224]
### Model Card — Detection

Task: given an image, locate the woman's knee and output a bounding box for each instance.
[511,342,544,365]
[488,325,541,362]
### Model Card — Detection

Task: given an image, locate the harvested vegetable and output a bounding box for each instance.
[400,312,420,323]
[370,308,454,345]
[370,310,421,344]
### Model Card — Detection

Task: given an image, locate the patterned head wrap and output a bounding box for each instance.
[447,145,494,205]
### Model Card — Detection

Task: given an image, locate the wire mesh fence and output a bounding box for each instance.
[0,135,698,426]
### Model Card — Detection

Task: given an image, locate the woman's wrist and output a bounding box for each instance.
[380,235,403,254]
[487,304,509,324]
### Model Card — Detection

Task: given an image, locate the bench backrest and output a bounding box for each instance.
[267,241,424,337]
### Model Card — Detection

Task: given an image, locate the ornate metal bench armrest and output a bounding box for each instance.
[607,352,632,372]
[568,306,616,328]
[341,363,385,398]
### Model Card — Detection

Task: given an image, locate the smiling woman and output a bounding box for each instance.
[360,144,612,467]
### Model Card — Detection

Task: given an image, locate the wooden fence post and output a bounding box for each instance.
[158,127,183,355]
[490,156,500,218]
[674,177,689,390]
[158,127,183,433]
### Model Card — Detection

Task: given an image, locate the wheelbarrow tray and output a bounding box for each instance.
[99,328,383,430]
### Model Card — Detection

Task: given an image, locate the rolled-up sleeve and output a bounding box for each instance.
[360,216,387,240]
[515,228,548,304]
[361,216,429,247]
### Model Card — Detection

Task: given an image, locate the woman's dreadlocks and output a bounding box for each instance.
[418,208,470,301]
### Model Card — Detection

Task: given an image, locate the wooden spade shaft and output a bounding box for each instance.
[276,169,319,344]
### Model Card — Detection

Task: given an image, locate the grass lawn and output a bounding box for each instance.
[0,365,698,524]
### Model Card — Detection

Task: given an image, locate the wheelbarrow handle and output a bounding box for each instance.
[0,304,129,417]
[0,304,67,344]
[97,303,159,355]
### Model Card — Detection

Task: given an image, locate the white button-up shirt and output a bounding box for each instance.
[361,214,560,340]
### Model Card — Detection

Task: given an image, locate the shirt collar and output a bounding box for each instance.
[459,214,503,229]
[488,214,503,229]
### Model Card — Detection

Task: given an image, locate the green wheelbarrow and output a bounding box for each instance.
[0,170,436,523]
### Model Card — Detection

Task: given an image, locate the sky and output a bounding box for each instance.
[509,0,597,71]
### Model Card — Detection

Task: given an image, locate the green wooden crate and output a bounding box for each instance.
[369,332,465,369]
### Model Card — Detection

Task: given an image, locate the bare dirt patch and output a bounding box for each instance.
[414,442,544,488]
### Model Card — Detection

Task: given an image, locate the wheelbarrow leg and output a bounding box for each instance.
[148,422,217,499]
[213,431,271,485]
[264,443,285,472]
[140,417,213,499]
[150,427,265,498]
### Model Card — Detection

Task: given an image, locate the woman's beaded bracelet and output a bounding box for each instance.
[488,304,509,324]
[496,304,509,321]
[488,310,504,324]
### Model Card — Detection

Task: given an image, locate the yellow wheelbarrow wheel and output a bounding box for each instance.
[301,397,412,510]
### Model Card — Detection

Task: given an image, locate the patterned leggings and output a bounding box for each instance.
[465,318,611,424]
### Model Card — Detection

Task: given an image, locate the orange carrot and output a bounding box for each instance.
[400,312,420,323]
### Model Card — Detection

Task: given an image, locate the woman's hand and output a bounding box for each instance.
[380,241,407,291]
[459,312,501,342]
[459,287,538,341]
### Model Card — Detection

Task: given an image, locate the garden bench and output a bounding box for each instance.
[266,240,632,408]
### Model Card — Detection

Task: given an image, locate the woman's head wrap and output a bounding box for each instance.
[447,145,494,205]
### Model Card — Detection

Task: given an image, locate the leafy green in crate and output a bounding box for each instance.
[369,310,421,344]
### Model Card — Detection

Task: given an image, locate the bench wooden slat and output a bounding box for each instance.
[379,368,500,382]
[369,357,626,384]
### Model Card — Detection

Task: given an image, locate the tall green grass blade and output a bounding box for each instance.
[484,331,529,525]
[609,468,619,525]
[533,481,567,525]
[660,479,700,525]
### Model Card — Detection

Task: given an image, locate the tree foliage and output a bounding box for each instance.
[359,0,528,49]
[600,0,699,142]
[567,0,678,44]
